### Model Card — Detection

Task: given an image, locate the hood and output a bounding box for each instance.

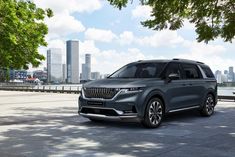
[83,78,161,88]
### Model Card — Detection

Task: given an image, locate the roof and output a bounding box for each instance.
[135,58,205,65]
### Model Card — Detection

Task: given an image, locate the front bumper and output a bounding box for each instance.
[78,90,142,120]
[79,106,138,120]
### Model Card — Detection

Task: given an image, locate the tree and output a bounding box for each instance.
[107,0,235,43]
[0,0,53,72]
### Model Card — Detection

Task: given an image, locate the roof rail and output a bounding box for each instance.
[196,61,204,64]
[172,58,204,64]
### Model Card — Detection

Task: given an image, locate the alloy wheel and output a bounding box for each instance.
[206,96,214,115]
[148,100,163,125]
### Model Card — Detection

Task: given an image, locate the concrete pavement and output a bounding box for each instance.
[0,91,234,157]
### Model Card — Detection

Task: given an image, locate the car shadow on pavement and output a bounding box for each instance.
[0,105,234,157]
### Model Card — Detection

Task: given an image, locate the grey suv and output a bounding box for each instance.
[78,59,217,128]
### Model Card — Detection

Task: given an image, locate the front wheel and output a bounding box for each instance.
[141,98,164,128]
[200,94,215,116]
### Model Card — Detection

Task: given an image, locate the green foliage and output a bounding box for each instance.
[0,0,53,71]
[107,0,235,43]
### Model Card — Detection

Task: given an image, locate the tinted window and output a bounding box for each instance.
[164,63,181,79]
[182,64,201,79]
[109,62,166,78]
[200,65,215,78]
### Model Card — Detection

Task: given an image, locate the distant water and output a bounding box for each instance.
[218,87,235,96]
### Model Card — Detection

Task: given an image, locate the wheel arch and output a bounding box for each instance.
[207,91,216,104]
[200,89,217,109]
[141,90,167,117]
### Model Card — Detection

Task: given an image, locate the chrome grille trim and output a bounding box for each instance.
[83,88,120,100]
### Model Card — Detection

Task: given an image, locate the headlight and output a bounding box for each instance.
[121,87,144,93]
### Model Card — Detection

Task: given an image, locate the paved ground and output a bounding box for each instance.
[0,91,234,157]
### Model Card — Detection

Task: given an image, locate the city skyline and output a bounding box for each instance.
[32,0,235,75]
[215,66,235,83]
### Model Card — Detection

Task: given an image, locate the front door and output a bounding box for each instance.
[163,62,193,110]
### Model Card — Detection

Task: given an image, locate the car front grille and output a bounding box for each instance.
[84,88,119,99]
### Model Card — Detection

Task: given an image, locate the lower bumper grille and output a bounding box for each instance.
[81,107,119,116]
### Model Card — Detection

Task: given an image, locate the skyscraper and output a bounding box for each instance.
[215,70,222,83]
[85,54,91,80]
[47,48,62,83]
[81,63,86,80]
[224,70,228,75]
[91,72,101,80]
[66,40,79,83]
[81,54,91,80]
[228,66,234,82]
[62,64,67,83]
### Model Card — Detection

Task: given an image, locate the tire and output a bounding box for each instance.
[141,98,164,128]
[89,118,103,122]
[200,94,215,116]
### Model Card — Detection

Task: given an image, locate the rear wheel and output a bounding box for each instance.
[200,94,215,116]
[141,98,164,128]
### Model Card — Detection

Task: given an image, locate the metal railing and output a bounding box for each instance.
[0,84,235,101]
[0,85,81,94]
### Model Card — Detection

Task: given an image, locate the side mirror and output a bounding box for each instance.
[167,73,180,81]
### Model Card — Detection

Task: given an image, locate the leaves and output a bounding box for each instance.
[0,0,52,71]
[107,0,235,43]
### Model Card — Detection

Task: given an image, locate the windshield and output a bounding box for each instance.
[109,62,167,78]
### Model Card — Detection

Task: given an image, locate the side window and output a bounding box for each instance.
[182,64,202,79]
[200,65,215,78]
[165,63,181,79]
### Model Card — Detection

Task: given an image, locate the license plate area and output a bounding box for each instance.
[87,101,104,106]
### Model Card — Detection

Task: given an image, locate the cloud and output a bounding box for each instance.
[136,30,185,47]
[45,11,85,38]
[34,0,102,14]
[175,41,229,71]
[132,5,152,19]
[117,30,185,47]
[79,40,165,74]
[119,31,134,45]
[85,28,117,43]
[34,0,102,39]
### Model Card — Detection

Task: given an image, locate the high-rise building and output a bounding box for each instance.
[62,64,67,83]
[66,40,79,83]
[85,54,91,80]
[47,48,62,83]
[81,63,86,80]
[81,54,91,80]
[228,66,234,82]
[91,72,101,80]
[215,70,222,83]
[224,70,228,75]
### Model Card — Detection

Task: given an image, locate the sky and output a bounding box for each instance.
[33,0,235,74]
